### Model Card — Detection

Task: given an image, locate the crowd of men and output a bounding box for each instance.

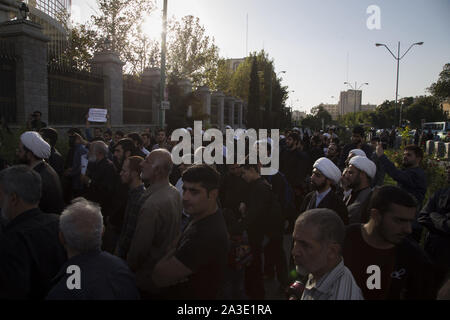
[0,116,449,300]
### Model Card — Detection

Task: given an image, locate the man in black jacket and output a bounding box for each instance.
[16,131,65,214]
[0,165,67,299]
[300,157,349,225]
[376,143,427,242]
[46,198,139,300]
[418,166,450,273]
[338,126,374,169]
[240,162,284,299]
[83,141,119,220]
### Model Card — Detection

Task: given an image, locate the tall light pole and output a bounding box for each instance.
[160,0,168,128]
[344,82,368,114]
[375,41,424,127]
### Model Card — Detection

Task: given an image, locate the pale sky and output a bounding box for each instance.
[71,0,450,114]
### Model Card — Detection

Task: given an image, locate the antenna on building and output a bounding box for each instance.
[246,13,248,56]
[346,52,349,84]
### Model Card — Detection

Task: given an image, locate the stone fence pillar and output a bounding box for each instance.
[0,20,49,124]
[426,140,435,156]
[91,50,124,126]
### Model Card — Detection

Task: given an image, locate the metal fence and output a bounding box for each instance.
[0,40,16,124]
[123,77,153,125]
[48,65,104,125]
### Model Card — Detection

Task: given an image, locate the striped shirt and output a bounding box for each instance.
[301,260,364,300]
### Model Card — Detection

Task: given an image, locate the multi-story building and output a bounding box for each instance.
[360,104,377,112]
[339,89,362,115]
[292,110,306,122]
[0,0,70,58]
[322,104,339,120]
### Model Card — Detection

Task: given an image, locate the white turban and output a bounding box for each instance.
[349,149,367,158]
[313,157,342,185]
[20,131,51,159]
[349,155,377,179]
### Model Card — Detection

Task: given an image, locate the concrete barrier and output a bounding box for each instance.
[445,143,450,160]
[435,141,445,158]
[426,140,435,156]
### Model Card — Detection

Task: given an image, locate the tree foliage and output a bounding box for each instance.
[428,63,450,101]
[404,96,448,128]
[246,57,262,129]
[301,105,333,129]
[167,15,220,88]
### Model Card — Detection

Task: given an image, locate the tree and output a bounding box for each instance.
[247,57,262,129]
[91,0,156,74]
[55,23,97,71]
[213,59,234,94]
[404,96,448,128]
[428,63,450,101]
[167,15,219,88]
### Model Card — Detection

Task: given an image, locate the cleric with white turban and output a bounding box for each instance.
[349,155,376,179]
[20,131,51,159]
[313,157,342,185]
[349,149,367,158]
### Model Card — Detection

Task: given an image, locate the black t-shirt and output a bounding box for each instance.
[343,224,436,300]
[170,210,229,300]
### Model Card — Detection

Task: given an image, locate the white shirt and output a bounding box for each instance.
[302,260,364,300]
[141,147,150,156]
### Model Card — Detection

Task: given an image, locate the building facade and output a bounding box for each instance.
[0,0,69,58]
[339,89,362,115]
[322,104,339,120]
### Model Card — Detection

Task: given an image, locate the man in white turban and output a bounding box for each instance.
[16,131,64,214]
[343,156,376,224]
[299,157,349,225]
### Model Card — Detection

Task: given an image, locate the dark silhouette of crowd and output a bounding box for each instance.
[0,119,449,300]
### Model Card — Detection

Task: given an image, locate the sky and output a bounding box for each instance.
[71,0,450,114]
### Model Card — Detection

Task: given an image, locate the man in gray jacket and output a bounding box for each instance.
[127,149,182,298]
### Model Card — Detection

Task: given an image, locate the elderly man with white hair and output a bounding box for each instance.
[299,158,349,225]
[291,208,363,300]
[16,131,65,214]
[46,198,139,300]
[343,156,376,224]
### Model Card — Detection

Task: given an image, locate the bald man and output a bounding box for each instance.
[127,149,182,298]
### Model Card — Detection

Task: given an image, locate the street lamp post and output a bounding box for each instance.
[375,41,424,127]
[344,82,368,114]
[160,0,168,129]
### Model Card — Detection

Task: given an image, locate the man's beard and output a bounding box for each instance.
[17,155,29,165]
[402,160,412,168]
[348,174,361,190]
[312,179,327,191]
